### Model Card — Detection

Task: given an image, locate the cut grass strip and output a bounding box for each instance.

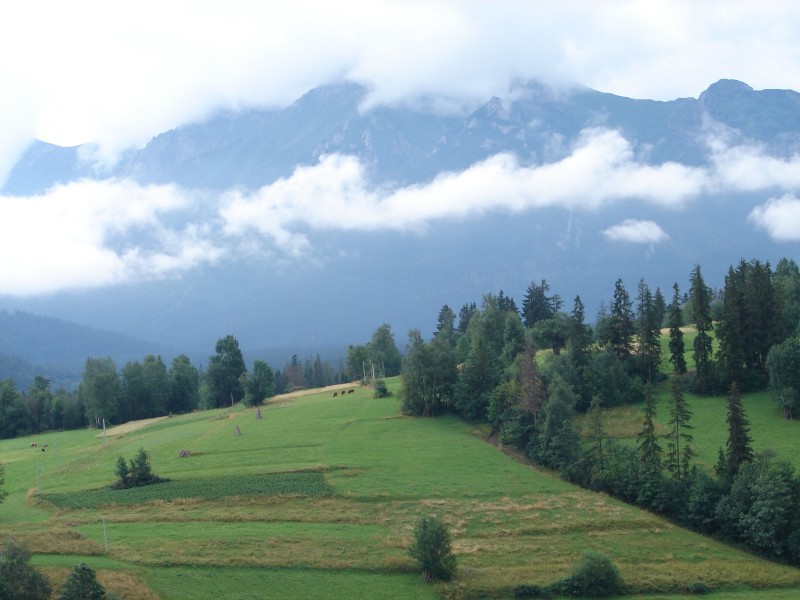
[39,471,333,509]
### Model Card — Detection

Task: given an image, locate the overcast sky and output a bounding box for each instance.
[2,1,798,168]
[1,0,799,295]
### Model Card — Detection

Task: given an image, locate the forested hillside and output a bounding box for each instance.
[401,256,800,564]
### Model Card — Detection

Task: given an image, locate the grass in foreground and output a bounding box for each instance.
[2,378,800,599]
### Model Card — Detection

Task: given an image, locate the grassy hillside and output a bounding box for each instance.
[1,379,799,599]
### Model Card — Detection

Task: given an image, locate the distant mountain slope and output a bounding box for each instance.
[6,79,799,195]
[1,78,799,353]
[0,310,173,388]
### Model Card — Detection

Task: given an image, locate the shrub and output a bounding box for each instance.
[58,563,106,600]
[408,515,457,582]
[373,379,391,398]
[113,448,163,489]
[687,581,710,595]
[551,551,624,597]
[513,583,550,598]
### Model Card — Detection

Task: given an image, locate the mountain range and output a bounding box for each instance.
[1,78,799,386]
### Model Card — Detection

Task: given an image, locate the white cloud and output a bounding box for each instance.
[0,179,222,295]
[601,219,670,244]
[5,125,800,295]
[1,1,799,183]
[709,143,800,193]
[220,129,706,253]
[748,194,800,241]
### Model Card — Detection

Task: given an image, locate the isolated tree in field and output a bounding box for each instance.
[668,283,687,375]
[689,265,715,393]
[408,515,457,582]
[725,382,753,477]
[206,335,247,408]
[58,563,106,600]
[666,375,693,480]
[0,540,51,600]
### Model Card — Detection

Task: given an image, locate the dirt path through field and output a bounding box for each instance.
[94,416,169,438]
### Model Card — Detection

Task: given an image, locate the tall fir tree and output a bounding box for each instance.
[636,384,663,508]
[689,265,715,393]
[566,295,592,366]
[637,384,662,468]
[610,279,635,361]
[668,283,687,375]
[636,278,662,382]
[666,375,693,480]
[725,381,754,477]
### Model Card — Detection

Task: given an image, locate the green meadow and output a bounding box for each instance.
[2,378,800,599]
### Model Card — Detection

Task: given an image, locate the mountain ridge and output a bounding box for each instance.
[1,78,798,361]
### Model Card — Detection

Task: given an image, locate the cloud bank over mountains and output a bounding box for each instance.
[2,127,799,296]
[1,1,799,184]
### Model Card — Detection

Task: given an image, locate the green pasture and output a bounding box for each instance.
[2,377,800,599]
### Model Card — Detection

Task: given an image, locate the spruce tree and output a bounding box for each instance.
[666,375,693,480]
[689,265,715,393]
[58,563,106,600]
[636,279,661,382]
[668,283,687,375]
[637,385,662,468]
[636,385,663,508]
[610,279,634,361]
[725,381,753,477]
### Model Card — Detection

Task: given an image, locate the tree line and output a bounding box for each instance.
[0,324,402,439]
[401,257,800,564]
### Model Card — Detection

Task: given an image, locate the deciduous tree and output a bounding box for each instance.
[408,515,457,582]
[206,335,247,408]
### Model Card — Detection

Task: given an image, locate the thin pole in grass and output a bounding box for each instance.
[102,516,108,553]
[36,463,39,495]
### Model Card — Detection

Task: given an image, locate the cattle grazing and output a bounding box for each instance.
[30,442,37,447]
[41,448,45,452]
[348,389,355,394]
[333,392,338,398]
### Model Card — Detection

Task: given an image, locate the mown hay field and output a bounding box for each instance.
[1,378,799,599]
